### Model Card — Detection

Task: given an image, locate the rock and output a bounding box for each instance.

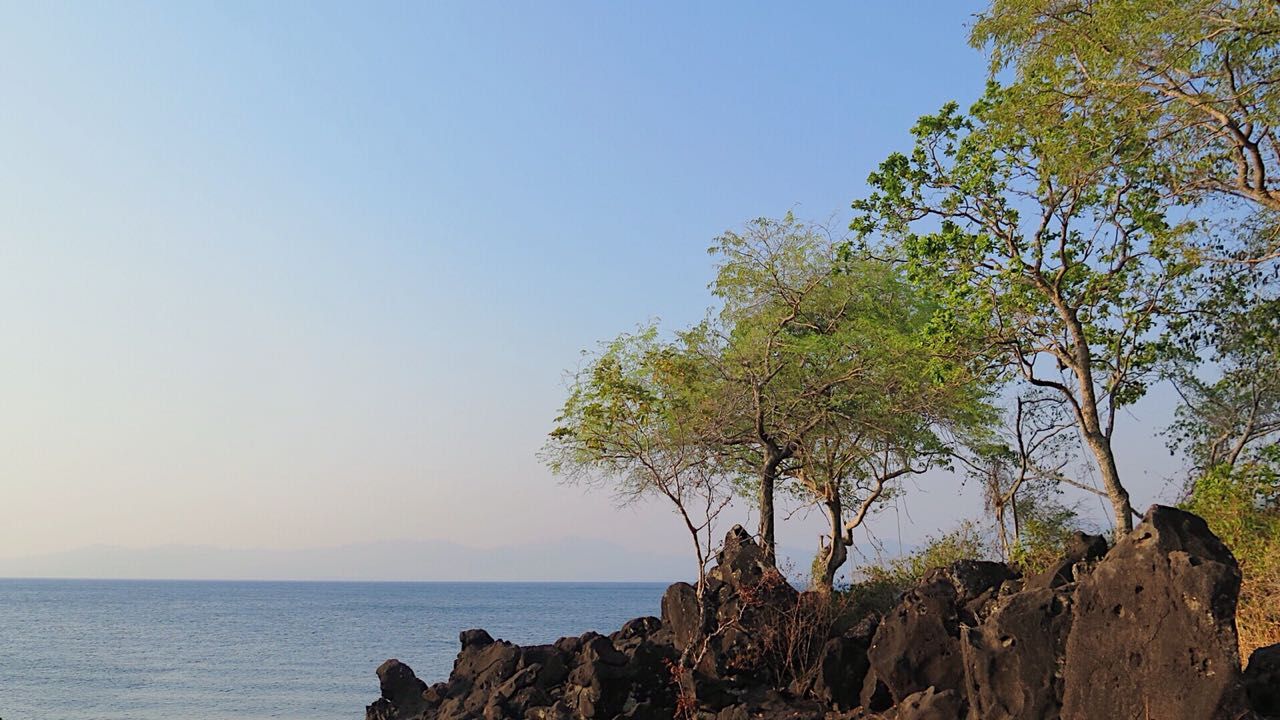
[661,582,702,651]
[922,560,1017,615]
[436,634,521,719]
[961,586,1073,719]
[1060,505,1253,720]
[363,506,1264,720]
[1024,531,1108,590]
[710,524,768,590]
[367,659,427,720]
[525,700,574,720]
[613,616,661,642]
[894,686,964,720]
[793,632,870,711]
[563,634,630,718]
[1245,643,1280,717]
[364,698,398,720]
[460,628,495,649]
[863,578,964,705]
[520,643,570,688]
[863,560,1012,707]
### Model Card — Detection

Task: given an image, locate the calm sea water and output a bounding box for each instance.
[0,579,666,720]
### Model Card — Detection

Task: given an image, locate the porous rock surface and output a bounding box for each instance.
[366,508,1268,720]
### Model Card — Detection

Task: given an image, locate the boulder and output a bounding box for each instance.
[921,560,1017,617]
[863,560,1012,707]
[432,632,522,720]
[612,616,661,642]
[1060,505,1253,720]
[1245,643,1280,718]
[794,631,870,711]
[366,659,428,720]
[709,524,768,590]
[661,582,701,651]
[1024,531,1108,591]
[863,579,964,706]
[961,586,1073,719]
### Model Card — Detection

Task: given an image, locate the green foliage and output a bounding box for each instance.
[844,521,991,618]
[687,215,995,560]
[545,324,735,587]
[973,0,1280,217]
[1165,258,1280,473]
[1008,494,1083,575]
[851,82,1198,531]
[1181,462,1280,654]
[546,324,702,498]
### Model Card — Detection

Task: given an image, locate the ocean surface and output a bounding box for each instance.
[0,579,667,720]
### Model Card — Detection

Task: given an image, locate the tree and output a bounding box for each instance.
[1161,244,1280,655]
[964,393,1080,563]
[1165,259,1280,474]
[973,0,1280,227]
[679,216,860,566]
[851,87,1195,533]
[545,326,732,598]
[785,256,992,593]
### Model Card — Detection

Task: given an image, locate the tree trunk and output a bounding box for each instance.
[758,453,782,566]
[1061,304,1135,534]
[1084,430,1133,533]
[752,445,783,563]
[816,495,847,594]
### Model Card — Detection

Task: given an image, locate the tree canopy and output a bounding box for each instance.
[850,85,1195,532]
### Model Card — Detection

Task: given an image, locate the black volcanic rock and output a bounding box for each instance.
[861,559,1013,709]
[367,659,428,720]
[1060,505,1253,720]
[1024,531,1107,591]
[365,506,1263,720]
[961,586,1074,719]
[894,686,964,720]
[1246,643,1280,717]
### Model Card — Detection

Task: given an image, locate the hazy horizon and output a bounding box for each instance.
[1,2,1189,581]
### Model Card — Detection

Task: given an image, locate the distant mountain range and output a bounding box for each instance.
[0,537,695,582]
[0,537,899,583]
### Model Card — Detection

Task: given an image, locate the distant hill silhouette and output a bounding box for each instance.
[0,536,899,583]
[0,537,692,582]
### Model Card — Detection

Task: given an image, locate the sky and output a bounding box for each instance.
[0,2,1189,579]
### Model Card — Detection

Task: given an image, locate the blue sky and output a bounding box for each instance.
[0,2,1186,577]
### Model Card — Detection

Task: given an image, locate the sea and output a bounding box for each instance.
[0,579,667,720]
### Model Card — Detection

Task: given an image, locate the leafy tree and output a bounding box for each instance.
[784,257,993,593]
[1165,256,1280,653]
[1166,260,1280,472]
[681,216,990,571]
[679,216,864,566]
[545,326,732,597]
[973,0,1280,228]
[851,87,1195,533]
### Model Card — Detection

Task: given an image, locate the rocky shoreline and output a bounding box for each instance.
[365,506,1280,720]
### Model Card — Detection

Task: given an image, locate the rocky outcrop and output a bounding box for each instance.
[860,560,1014,709]
[893,686,964,720]
[960,586,1074,719]
[366,507,1271,720]
[1060,506,1252,720]
[1245,643,1280,718]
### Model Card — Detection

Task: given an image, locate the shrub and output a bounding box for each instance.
[844,521,991,618]
[1007,496,1085,576]
[1181,463,1280,657]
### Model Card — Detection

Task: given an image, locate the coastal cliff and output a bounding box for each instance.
[366,506,1280,719]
